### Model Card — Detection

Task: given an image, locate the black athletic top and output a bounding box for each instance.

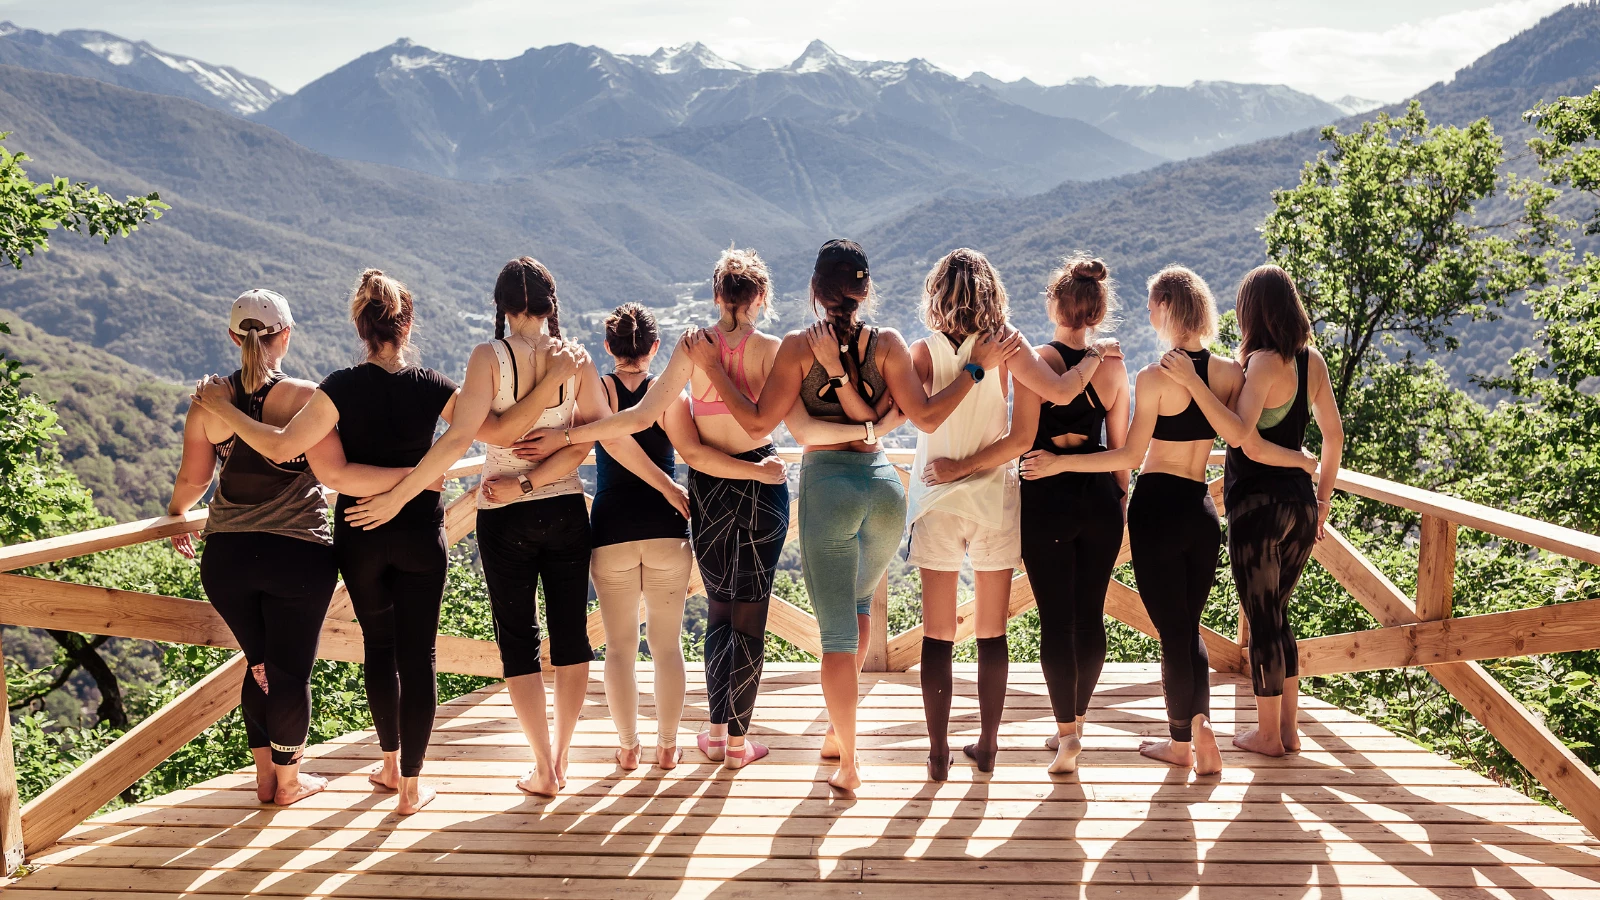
[800,326,887,419]
[216,372,310,501]
[1151,348,1216,442]
[1224,347,1315,512]
[591,374,690,547]
[1033,342,1105,454]
[319,362,458,529]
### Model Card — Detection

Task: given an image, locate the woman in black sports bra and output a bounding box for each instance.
[1011,256,1131,776]
[1158,264,1343,759]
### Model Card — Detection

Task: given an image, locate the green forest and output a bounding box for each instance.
[2,84,1599,823]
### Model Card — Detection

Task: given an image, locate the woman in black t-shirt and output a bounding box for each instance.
[194,268,580,815]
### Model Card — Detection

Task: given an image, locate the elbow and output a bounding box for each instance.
[1240,433,1271,462]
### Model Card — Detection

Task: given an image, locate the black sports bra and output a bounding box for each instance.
[1151,348,1216,442]
[1033,342,1105,453]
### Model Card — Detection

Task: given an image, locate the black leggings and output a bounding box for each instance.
[690,450,790,738]
[335,522,448,778]
[477,494,595,677]
[1021,471,1124,723]
[1128,473,1220,741]
[1228,497,1319,697]
[201,531,337,765]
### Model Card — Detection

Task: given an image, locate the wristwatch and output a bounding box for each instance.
[516,474,534,495]
[863,420,878,445]
[828,373,849,392]
[964,362,984,383]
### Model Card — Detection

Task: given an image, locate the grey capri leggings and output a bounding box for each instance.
[798,450,907,655]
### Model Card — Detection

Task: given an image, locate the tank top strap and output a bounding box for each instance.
[1049,341,1101,409]
[491,339,517,405]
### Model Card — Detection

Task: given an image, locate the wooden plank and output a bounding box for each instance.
[767,596,823,657]
[1298,596,1600,676]
[1417,514,1458,621]
[18,653,247,858]
[0,642,23,874]
[0,510,208,572]
[1312,524,1418,627]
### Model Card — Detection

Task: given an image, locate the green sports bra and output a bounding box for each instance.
[1256,359,1298,430]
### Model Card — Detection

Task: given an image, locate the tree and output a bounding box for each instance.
[0,132,166,269]
[1261,101,1551,405]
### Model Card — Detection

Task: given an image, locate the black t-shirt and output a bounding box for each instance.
[320,363,458,529]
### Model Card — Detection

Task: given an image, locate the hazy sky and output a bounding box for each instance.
[0,0,1572,101]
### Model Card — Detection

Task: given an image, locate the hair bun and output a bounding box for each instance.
[1072,259,1108,282]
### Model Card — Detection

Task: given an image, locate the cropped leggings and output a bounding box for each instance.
[201,531,337,766]
[591,537,693,749]
[1020,470,1123,723]
[335,522,448,778]
[477,494,596,677]
[799,450,907,655]
[1128,473,1220,741]
[1229,495,1319,697]
[691,448,790,737]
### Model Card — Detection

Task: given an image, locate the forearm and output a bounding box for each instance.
[1316,430,1343,503]
[1241,431,1322,470]
[479,374,567,445]
[906,376,975,432]
[784,400,869,445]
[954,431,1032,479]
[1013,347,1099,406]
[167,478,212,516]
[386,428,476,503]
[317,463,412,498]
[1189,386,1248,446]
[524,442,591,490]
[702,362,785,437]
[208,404,302,462]
[1057,443,1142,473]
[678,443,770,481]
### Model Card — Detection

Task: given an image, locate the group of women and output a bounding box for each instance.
[170,238,1342,813]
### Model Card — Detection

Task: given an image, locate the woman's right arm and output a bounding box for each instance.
[191,380,341,464]
[1007,336,1120,406]
[661,395,787,483]
[302,431,418,498]
[166,405,220,558]
[922,365,1039,485]
[476,341,585,446]
[693,332,807,440]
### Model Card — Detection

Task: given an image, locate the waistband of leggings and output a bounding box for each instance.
[801,448,889,468]
[730,444,778,463]
[1133,471,1210,498]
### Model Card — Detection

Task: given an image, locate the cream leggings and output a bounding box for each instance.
[591,537,693,749]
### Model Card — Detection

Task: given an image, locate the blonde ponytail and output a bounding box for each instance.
[238,324,271,393]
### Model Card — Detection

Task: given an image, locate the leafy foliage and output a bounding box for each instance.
[0,132,165,269]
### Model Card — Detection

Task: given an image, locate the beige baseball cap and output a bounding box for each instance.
[229,289,293,335]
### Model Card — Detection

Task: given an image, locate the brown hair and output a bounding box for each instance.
[350,269,415,359]
[1046,254,1116,330]
[604,302,658,363]
[1235,264,1311,361]
[235,319,286,393]
[713,246,770,317]
[1147,265,1218,345]
[810,239,873,334]
[922,248,1009,337]
[493,257,560,339]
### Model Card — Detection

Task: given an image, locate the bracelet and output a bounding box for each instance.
[1085,345,1103,361]
[563,428,572,446]
[864,420,878,445]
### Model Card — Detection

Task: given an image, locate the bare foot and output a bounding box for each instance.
[1138,739,1193,768]
[516,768,558,798]
[367,764,399,793]
[1192,719,1223,775]
[1048,732,1082,774]
[656,745,680,770]
[1280,724,1302,753]
[1044,734,1059,752]
[928,746,950,782]
[820,727,841,760]
[255,770,277,803]
[395,778,436,816]
[828,755,861,793]
[274,772,328,806]
[962,742,997,773]
[616,744,641,771]
[1232,727,1286,758]
[555,750,569,789]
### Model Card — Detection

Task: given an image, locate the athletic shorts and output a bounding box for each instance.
[907,506,1022,572]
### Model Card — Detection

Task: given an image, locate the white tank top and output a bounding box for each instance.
[907,333,1017,529]
[478,338,584,510]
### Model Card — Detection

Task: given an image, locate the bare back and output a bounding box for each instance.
[1141,355,1243,481]
[689,328,782,455]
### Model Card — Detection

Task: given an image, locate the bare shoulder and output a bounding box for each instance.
[1305,346,1329,375]
[1093,354,1128,396]
[1244,349,1289,377]
[1208,354,1244,388]
[875,326,910,351]
[1035,341,1064,372]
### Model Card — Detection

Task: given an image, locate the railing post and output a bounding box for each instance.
[863,575,890,672]
[0,642,25,874]
[1417,514,1457,621]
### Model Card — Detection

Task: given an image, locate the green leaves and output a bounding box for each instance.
[0,132,167,270]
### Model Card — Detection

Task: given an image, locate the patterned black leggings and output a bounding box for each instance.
[1229,498,1319,697]
[690,449,790,737]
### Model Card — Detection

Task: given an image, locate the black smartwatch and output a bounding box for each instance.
[964,363,984,383]
[828,373,849,392]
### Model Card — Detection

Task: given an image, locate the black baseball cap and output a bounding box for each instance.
[815,239,869,280]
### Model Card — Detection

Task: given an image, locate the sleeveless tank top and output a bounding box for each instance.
[1224,347,1315,513]
[799,327,887,419]
[908,333,1016,529]
[204,371,332,544]
[478,338,584,510]
[1033,342,1105,454]
[592,374,690,547]
[691,328,755,418]
[1151,348,1216,442]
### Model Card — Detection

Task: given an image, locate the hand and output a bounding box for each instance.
[546,341,582,383]
[344,490,408,530]
[1018,449,1067,480]
[1093,338,1123,360]
[806,322,846,376]
[480,476,523,505]
[753,455,788,485]
[1158,348,1201,388]
[190,374,234,410]
[922,457,969,486]
[1315,499,1331,542]
[1300,448,1319,475]
[659,479,691,519]
[169,532,197,560]
[684,328,720,370]
[511,428,563,462]
[969,328,1023,369]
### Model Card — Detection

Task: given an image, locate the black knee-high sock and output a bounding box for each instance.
[964,635,1009,772]
[921,637,954,779]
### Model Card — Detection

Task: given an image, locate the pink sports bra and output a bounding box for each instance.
[691,327,754,418]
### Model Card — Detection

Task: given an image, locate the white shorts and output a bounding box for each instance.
[907,507,1022,572]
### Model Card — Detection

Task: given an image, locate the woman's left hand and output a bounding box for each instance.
[344,491,408,530]
[922,457,969,486]
[480,475,520,505]
[190,374,234,410]
[806,322,846,376]
[1315,498,1331,542]
[1018,449,1066,480]
[511,428,562,461]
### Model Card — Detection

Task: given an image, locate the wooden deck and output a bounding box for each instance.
[9,663,1600,899]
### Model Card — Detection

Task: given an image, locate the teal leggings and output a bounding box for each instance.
[799,450,907,655]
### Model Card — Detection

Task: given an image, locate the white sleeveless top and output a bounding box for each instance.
[478,338,583,510]
[907,333,1017,530]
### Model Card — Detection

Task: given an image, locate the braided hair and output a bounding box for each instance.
[493,257,560,339]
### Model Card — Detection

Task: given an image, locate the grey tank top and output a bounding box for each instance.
[800,327,887,419]
[203,372,333,545]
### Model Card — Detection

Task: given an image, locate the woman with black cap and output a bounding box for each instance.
[687,239,1020,791]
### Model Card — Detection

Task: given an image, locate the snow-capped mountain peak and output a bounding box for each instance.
[789,39,864,75]
[641,41,748,75]
[1330,94,1384,116]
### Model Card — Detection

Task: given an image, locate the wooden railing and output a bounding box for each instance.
[0,448,1598,869]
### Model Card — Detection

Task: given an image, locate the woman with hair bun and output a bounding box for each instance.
[194,267,574,813]
[1157,264,1342,758]
[1009,255,1131,775]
